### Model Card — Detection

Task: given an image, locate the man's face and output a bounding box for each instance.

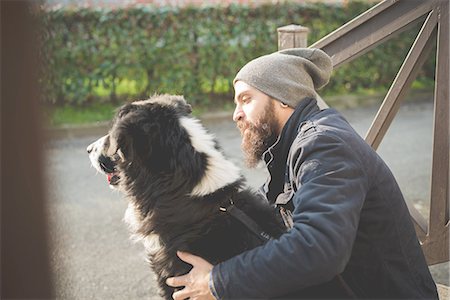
[233,81,279,168]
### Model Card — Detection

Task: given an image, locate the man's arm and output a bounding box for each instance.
[170,133,368,299]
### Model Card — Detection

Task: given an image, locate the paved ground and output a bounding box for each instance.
[45,99,449,299]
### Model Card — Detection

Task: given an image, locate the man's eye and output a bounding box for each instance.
[242,96,251,103]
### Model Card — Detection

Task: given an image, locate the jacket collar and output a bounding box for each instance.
[263,97,320,165]
[262,97,320,203]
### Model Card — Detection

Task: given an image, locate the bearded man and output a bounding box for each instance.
[166,48,438,299]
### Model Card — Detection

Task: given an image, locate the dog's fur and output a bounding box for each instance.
[87,95,287,299]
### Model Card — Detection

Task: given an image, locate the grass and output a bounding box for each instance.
[45,96,235,127]
[46,102,118,126]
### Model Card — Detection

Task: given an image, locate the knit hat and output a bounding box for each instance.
[233,48,333,108]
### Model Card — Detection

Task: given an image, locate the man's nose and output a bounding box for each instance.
[233,106,244,122]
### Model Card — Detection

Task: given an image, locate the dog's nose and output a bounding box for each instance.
[87,144,94,154]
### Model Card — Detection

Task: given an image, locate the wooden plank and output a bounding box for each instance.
[277,25,309,50]
[364,10,438,149]
[425,0,449,265]
[422,235,449,265]
[311,0,436,68]
[311,0,397,49]
[407,202,428,238]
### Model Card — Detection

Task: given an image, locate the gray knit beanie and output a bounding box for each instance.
[233,48,333,108]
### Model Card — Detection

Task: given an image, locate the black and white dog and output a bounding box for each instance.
[87,94,286,299]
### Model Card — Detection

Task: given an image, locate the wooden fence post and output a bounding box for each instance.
[277,24,309,50]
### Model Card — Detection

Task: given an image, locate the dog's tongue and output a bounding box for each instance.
[107,173,113,183]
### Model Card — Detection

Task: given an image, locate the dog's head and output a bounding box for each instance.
[87,94,195,187]
[88,94,241,201]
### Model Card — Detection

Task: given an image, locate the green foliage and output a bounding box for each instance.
[47,102,117,126]
[39,1,435,107]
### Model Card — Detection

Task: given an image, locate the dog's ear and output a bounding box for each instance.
[108,104,141,162]
[111,110,170,172]
[112,122,154,162]
[177,101,192,115]
[109,124,135,163]
[181,102,192,115]
[110,139,128,162]
[168,95,192,115]
[116,103,138,119]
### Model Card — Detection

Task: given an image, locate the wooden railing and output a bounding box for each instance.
[278,0,449,266]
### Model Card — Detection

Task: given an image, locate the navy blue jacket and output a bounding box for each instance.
[210,98,438,299]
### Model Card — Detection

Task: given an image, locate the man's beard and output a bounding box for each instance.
[237,101,279,168]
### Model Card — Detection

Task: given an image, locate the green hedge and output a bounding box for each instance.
[40,1,434,106]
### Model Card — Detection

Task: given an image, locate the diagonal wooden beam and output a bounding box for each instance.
[361,8,438,251]
[311,0,436,68]
[364,10,438,150]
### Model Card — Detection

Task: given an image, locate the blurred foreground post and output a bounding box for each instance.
[1,1,54,298]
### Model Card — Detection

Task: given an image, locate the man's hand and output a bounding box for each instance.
[166,251,215,300]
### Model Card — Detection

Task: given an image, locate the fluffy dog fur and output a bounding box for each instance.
[87,94,286,299]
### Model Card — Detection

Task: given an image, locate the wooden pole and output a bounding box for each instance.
[277,24,309,50]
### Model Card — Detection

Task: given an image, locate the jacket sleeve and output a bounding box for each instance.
[211,132,369,298]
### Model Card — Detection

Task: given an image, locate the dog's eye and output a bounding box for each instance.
[112,153,121,162]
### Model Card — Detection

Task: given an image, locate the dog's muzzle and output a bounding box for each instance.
[87,135,120,186]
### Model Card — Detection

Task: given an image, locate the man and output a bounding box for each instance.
[166,48,438,299]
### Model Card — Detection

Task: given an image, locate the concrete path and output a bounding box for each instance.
[45,100,449,299]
